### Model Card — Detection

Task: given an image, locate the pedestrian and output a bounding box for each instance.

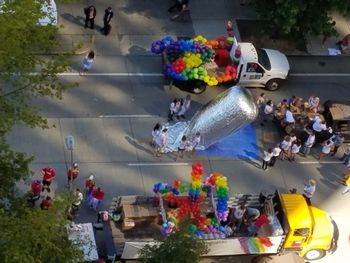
[339,143,350,165]
[168,98,180,121]
[40,196,52,210]
[84,5,96,29]
[260,100,273,126]
[72,188,84,211]
[256,92,265,109]
[229,203,247,230]
[154,128,168,157]
[341,174,350,195]
[67,162,79,184]
[41,167,56,193]
[269,144,281,167]
[302,130,315,156]
[191,132,201,156]
[175,135,189,161]
[169,0,189,21]
[89,187,105,211]
[85,174,95,199]
[284,106,295,125]
[151,123,162,147]
[262,148,273,171]
[28,180,42,207]
[303,179,316,205]
[308,95,320,112]
[330,132,344,156]
[80,50,95,74]
[280,136,292,161]
[318,139,334,160]
[177,95,191,119]
[226,20,234,37]
[101,7,114,35]
[290,140,302,161]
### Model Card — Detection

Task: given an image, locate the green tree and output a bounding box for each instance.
[139,220,209,263]
[253,0,350,37]
[0,193,85,263]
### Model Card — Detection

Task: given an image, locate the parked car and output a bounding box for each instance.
[323,100,350,142]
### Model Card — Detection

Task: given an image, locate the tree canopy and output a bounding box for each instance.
[139,220,209,263]
[253,0,350,37]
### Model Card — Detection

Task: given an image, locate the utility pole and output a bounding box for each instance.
[64,135,75,191]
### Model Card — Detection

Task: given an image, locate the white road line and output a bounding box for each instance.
[99,114,156,118]
[58,72,163,76]
[290,73,350,77]
[127,162,189,166]
[298,161,343,164]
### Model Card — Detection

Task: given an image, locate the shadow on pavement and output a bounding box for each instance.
[125,135,154,156]
[61,13,85,27]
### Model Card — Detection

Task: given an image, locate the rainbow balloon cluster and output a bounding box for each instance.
[189,162,204,201]
[151,35,240,87]
[206,172,229,222]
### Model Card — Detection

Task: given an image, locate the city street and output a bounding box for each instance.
[6,0,350,262]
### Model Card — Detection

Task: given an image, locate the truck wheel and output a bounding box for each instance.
[265,78,283,91]
[251,256,274,263]
[304,249,326,260]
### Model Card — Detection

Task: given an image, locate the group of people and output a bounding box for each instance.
[84,5,114,35]
[28,165,105,215]
[168,95,192,121]
[168,0,190,21]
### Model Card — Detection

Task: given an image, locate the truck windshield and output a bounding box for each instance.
[257,48,271,71]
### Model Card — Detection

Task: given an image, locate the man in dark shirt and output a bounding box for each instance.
[84,5,97,29]
[168,0,189,21]
[101,7,114,32]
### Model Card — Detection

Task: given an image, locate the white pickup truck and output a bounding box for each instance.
[164,41,290,93]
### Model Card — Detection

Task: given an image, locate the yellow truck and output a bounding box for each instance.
[106,191,336,261]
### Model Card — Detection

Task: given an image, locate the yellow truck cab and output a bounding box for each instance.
[279,193,335,261]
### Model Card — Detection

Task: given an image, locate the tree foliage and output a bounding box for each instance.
[139,220,209,263]
[0,193,84,263]
[253,0,350,37]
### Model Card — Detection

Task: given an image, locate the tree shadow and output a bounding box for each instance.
[237,152,261,169]
[61,13,86,27]
[125,136,154,156]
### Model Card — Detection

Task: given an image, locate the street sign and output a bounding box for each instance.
[64,135,75,151]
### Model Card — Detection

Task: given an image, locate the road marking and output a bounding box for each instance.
[127,162,189,166]
[298,160,343,164]
[290,73,350,77]
[99,114,157,118]
[58,72,163,77]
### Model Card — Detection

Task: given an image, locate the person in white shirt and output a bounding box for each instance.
[308,95,320,112]
[175,135,189,161]
[177,95,191,119]
[154,129,168,157]
[262,148,273,170]
[318,140,334,160]
[151,123,161,147]
[280,136,292,160]
[330,132,344,156]
[229,203,247,230]
[302,130,315,156]
[261,100,274,126]
[191,132,201,156]
[312,116,328,132]
[303,179,316,205]
[270,144,282,167]
[72,188,84,210]
[340,143,350,165]
[290,140,302,161]
[285,107,295,124]
[168,99,180,121]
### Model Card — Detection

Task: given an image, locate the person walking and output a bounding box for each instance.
[175,135,189,161]
[169,0,189,21]
[154,128,168,157]
[330,132,344,156]
[341,173,350,195]
[41,167,56,193]
[302,130,315,156]
[260,100,273,126]
[101,7,114,35]
[340,143,350,165]
[40,196,52,210]
[269,144,281,167]
[262,148,273,171]
[84,5,97,29]
[177,95,191,119]
[67,162,79,185]
[29,180,42,207]
[191,132,201,156]
[85,174,95,199]
[303,179,316,205]
[151,123,162,147]
[72,188,84,211]
[318,140,334,160]
[90,187,105,211]
[80,50,95,75]
[290,140,302,161]
[226,20,234,37]
[168,98,180,121]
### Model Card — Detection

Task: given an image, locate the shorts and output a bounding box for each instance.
[178,147,185,152]
[42,180,52,186]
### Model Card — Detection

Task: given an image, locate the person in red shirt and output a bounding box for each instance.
[85,174,95,198]
[67,163,79,183]
[31,180,42,196]
[40,196,52,210]
[89,187,105,210]
[41,167,56,193]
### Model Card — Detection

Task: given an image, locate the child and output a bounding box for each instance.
[154,129,168,157]
[176,135,189,161]
[191,132,201,156]
[226,20,234,37]
[151,123,161,147]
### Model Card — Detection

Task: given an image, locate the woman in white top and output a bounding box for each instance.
[303,179,316,205]
[290,140,302,161]
[262,148,273,170]
[154,129,168,157]
[302,130,316,156]
[261,100,274,126]
[175,135,189,161]
[80,50,95,74]
[280,136,292,160]
[318,140,334,160]
[151,123,161,147]
[270,144,282,167]
[177,95,191,119]
[191,132,201,156]
[308,96,320,112]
